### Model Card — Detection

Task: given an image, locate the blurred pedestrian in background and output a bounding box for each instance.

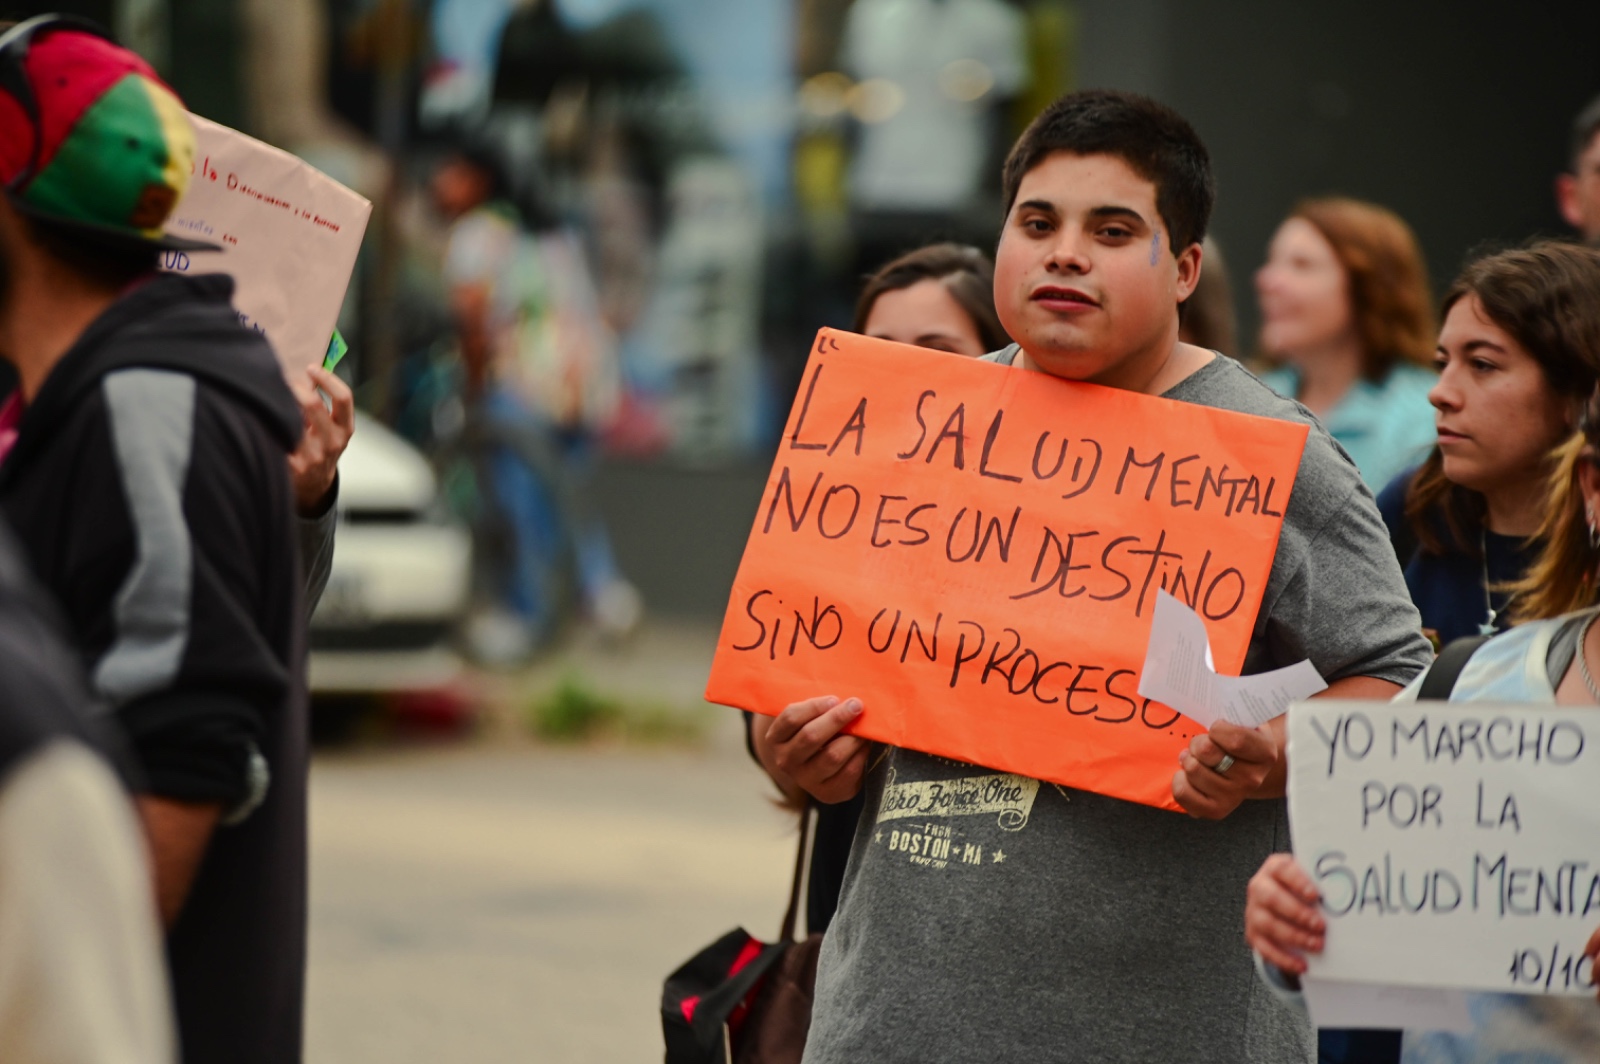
[1377,242,1600,647]
[0,521,173,1064]
[1558,94,1600,245]
[0,18,311,1063]
[430,136,640,662]
[1255,197,1437,492]
[853,242,1008,356]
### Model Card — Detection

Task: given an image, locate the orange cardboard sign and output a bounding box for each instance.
[706,330,1310,810]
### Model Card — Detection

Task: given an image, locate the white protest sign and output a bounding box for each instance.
[1288,700,1600,999]
[162,114,372,372]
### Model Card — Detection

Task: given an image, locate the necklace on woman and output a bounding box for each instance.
[1479,530,1498,636]
[1578,611,1600,704]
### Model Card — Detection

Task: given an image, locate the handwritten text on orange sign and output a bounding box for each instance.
[706,330,1309,809]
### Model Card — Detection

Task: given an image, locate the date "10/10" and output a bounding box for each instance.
[1508,941,1596,992]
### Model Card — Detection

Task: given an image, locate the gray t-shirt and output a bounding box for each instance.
[801,350,1432,1064]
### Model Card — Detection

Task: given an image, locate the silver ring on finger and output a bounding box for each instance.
[1213,753,1236,776]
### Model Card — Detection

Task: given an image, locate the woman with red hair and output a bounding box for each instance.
[1256,197,1438,491]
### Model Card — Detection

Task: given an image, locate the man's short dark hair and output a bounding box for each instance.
[1001,89,1214,254]
[1571,93,1600,171]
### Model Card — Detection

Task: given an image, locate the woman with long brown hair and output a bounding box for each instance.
[1377,241,1600,645]
[1256,197,1438,491]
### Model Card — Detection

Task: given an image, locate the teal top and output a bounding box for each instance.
[1259,363,1437,492]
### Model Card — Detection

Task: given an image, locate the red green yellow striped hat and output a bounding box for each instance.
[0,16,217,251]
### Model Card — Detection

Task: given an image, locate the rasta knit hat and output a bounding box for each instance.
[0,15,217,252]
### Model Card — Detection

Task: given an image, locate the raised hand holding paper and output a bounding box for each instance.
[1138,589,1326,729]
[162,114,372,373]
[1287,700,1600,1005]
[706,330,1308,809]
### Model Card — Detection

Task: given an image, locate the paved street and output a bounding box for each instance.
[305,632,798,1063]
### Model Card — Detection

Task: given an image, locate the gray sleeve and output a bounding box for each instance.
[1254,479,1433,688]
[1253,952,1308,1014]
[297,487,337,617]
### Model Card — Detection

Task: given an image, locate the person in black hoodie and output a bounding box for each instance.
[0,17,311,1063]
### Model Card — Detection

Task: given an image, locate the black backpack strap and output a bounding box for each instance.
[1418,634,1492,700]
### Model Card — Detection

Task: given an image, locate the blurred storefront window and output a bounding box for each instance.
[72,0,1067,466]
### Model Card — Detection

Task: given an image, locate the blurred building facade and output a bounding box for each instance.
[7,0,1597,616]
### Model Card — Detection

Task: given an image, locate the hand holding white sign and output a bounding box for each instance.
[1244,851,1326,976]
[1284,700,1600,1017]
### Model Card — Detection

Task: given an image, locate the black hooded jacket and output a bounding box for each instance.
[0,272,309,1064]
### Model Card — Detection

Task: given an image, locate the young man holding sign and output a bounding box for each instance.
[753,91,1431,1062]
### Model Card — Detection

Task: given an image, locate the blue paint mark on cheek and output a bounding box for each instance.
[1150,231,1162,267]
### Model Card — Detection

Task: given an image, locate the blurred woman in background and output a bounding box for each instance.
[1256,197,1437,491]
[1378,242,1600,645]
[749,242,1008,937]
[853,243,1009,356]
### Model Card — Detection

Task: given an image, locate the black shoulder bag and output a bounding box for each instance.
[661,805,823,1064]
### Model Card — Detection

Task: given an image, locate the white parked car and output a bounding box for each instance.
[309,412,472,693]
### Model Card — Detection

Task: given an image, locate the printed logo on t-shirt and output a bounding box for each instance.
[877,768,1038,829]
[871,765,1045,872]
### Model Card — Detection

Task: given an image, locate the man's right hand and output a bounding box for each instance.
[751,695,869,804]
[287,366,355,516]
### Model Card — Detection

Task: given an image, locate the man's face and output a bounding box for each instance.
[993,151,1201,389]
[1557,128,1600,244]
